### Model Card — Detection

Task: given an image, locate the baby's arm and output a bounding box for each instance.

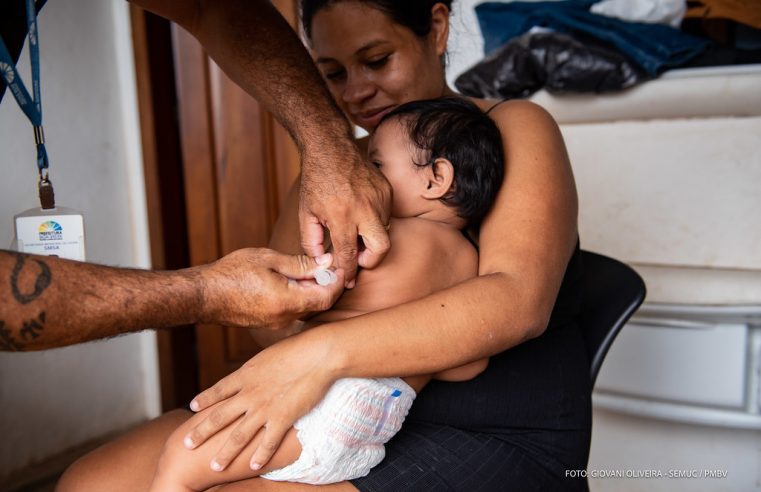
[149,403,302,492]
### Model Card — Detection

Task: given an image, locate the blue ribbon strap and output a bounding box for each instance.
[0,0,49,175]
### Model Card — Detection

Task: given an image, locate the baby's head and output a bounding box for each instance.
[368,97,504,228]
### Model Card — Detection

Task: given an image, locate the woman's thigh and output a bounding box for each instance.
[56,409,193,492]
[350,421,588,492]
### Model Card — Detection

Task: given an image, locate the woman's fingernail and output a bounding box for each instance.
[183,435,195,449]
[211,459,224,472]
[251,462,262,471]
[346,279,356,289]
[315,253,332,266]
[189,400,200,412]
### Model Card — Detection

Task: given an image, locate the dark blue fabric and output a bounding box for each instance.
[475,0,709,74]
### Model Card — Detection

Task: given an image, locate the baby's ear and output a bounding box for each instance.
[422,157,455,200]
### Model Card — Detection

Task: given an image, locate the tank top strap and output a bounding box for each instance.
[485,99,510,115]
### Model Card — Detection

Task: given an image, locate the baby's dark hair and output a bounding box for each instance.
[379,97,504,228]
[300,1,454,41]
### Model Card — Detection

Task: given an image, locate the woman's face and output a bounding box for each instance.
[309,2,450,132]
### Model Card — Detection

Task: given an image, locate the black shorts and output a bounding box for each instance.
[351,322,592,492]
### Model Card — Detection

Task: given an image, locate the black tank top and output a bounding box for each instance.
[548,241,584,329]
[407,242,590,433]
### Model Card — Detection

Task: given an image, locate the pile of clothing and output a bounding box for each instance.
[455,0,761,99]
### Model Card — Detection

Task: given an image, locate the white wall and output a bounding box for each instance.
[0,0,159,479]
[589,409,760,492]
[446,0,486,86]
[564,90,761,492]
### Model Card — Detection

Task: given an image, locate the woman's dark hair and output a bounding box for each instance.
[379,97,504,228]
[300,1,453,40]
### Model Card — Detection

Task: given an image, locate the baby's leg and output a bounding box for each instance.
[150,402,301,492]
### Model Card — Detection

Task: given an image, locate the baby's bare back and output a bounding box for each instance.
[312,217,479,323]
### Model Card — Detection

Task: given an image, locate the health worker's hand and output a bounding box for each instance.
[182,330,338,471]
[299,144,392,286]
[199,248,345,329]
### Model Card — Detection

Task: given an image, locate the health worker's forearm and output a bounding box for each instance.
[129,0,356,160]
[0,250,201,351]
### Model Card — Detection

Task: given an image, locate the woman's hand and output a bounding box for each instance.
[182,330,341,471]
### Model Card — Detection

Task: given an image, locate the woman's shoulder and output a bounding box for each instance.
[470,99,565,157]
[466,97,557,126]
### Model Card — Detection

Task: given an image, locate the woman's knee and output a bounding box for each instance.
[56,443,128,492]
[56,409,193,492]
[56,452,95,492]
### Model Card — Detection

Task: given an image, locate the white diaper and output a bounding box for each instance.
[261,377,415,485]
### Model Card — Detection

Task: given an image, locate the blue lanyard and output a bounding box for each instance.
[0,0,50,177]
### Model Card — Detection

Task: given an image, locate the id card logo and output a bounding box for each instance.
[39,220,63,241]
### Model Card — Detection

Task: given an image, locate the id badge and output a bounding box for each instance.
[13,206,86,261]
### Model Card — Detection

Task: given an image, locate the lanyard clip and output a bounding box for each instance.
[38,174,55,210]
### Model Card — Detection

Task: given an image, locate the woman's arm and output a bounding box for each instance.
[325,100,578,374]
[187,100,578,468]
[287,100,577,374]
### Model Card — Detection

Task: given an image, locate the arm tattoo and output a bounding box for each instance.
[20,311,46,341]
[0,312,47,351]
[0,320,23,351]
[11,254,52,304]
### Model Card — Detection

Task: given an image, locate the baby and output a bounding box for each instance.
[149,97,506,490]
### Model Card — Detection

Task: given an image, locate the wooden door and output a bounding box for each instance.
[131,6,199,410]
[172,1,301,389]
